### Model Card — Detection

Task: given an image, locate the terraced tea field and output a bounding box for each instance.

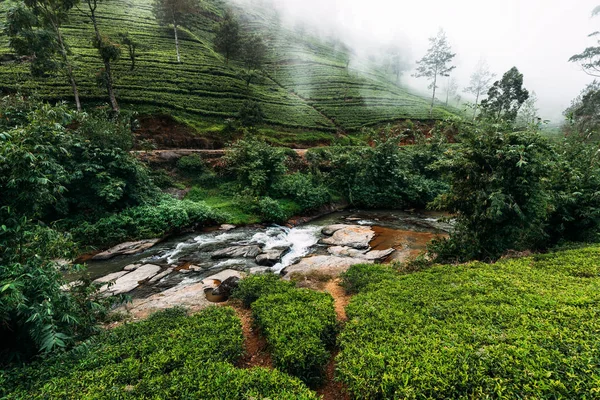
[0,0,456,137]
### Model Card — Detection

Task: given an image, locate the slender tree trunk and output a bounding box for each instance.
[88,1,119,112]
[55,25,81,111]
[430,70,437,117]
[445,80,449,106]
[473,91,480,121]
[172,12,181,63]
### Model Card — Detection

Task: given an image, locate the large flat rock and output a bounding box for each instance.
[202,269,243,284]
[327,246,395,261]
[282,255,372,280]
[105,264,161,295]
[211,245,262,259]
[256,248,289,266]
[320,225,375,249]
[92,239,161,260]
[94,270,129,284]
[121,281,213,320]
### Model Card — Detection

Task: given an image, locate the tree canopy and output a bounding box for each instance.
[479,67,529,123]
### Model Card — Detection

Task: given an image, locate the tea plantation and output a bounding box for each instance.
[0,0,455,137]
[337,247,600,399]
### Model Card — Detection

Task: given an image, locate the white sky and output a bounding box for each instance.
[268,0,600,121]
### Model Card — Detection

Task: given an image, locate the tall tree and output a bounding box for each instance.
[464,59,495,120]
[570,5,600,77]
[5,0,81,111]
[413,29,456,117]
[517,91,540,128]
[445,76,458,106]
[386,45,410,84]
[480,67,529,123]
[240,34,267,87]
[82,0,120,112]
[118,32,141,71]
[564,80,600,139]
[152,0,198,63]
[214,10,241,65]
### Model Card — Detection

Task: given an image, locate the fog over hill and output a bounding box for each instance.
[258,0,599,122]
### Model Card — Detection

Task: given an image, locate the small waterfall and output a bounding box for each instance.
[271,226,322,273]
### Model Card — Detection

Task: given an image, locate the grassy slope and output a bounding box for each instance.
[337,246,600,398]
[0,0,455,137]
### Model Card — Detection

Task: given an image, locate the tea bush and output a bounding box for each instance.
[231,273,296,307]
[339,263,398,294]
[336,246,600,399]
[1,307,318,399]
[252,289,337,385]
[176,154,206,175]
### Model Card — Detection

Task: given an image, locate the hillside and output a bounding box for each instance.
[0,0,456,143]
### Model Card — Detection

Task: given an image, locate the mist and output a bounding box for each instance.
[253,0,600,122]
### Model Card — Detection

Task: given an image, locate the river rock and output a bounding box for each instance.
[203,269,243,283]
[327,246,395,261]
[92,239,161,261]
[211,245,262,259]
[256,248,288,266]
[123,264,141,271]
[94,270,130,284]
[212,276,241,297]
[249,267,271,274]
[321,224,348,236]
[320,225,375,249]
[220,224,236,231]
[105,264,162,294]
[148,268,173,283]
[282,255,372,279]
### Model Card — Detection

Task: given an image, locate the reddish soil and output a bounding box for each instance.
[232,306,273,369]
[136,115,223,149]
[316,279,352,400]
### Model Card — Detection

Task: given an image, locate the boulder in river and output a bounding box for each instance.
[327,246,395,261]
[321,224,349,236]
[256,248,289,266]
[282,255,372,280]
[92,239,161,261]
[211,245,262,259]
[212,276,241,297]
[202,269,243,284]
[320,225,375,249]
[103,264,161,295]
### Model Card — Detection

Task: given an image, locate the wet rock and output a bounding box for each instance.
[220,224,236,231]
[249,267,271,274]
[327,246,395,261]
[322,224,348,236]
[123,264,141,271]
[92,239,161,261]
[211,245,262,259]
[320,225,375,249]
[203,269,244,283]
[94,271,130,284]
[282,255,372,280]
[212,276,241,297]
[256,248,289,266]
[148,268,173,283]
[189,265,203,272]
[104,264,161,294]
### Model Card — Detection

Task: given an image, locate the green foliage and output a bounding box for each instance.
[70,197,226,247]
[1,306,318,398]
[231,273,296,308]
[238,100,265,127]
[339,264,398,294]
[252,289,337,385]
[564,80,600,139]
[336,246,600,399]
[223,137,287,195]
[272,172,331,211]
[431,124,553,262]
[214,9,241,64]
[176,154,206,175]
[0,208,115,362]
[480,67,529,123]
[0,99,157,220]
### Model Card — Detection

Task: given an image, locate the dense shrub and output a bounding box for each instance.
[176,154,206,175]
[223,137,287,195]
[272,172,331,210]
[71,198,226,247]
[336,246,600,399]
[1,307,318,399]
[431,125,554,262]
[339,264,398,294]
[252,289,337,385]
[231,273,296,307]
[0,208,116,362]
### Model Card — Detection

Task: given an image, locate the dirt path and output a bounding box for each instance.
[317,279,352,400]
[232,306,273,369]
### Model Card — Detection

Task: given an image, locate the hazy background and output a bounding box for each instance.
[265,0,599,121]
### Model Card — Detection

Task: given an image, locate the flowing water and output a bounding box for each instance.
[82,210,451,297]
